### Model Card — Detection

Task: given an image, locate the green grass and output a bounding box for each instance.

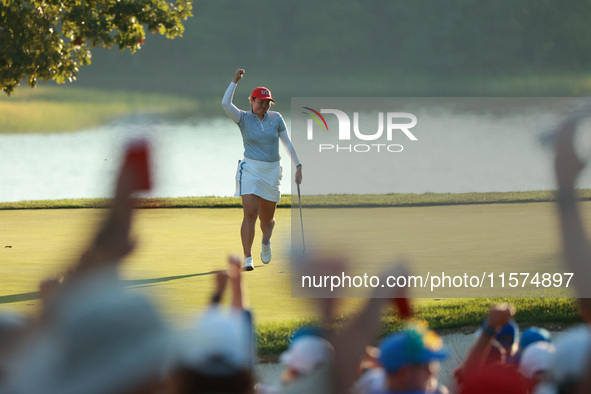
[0,201,587,355]
[3,189,591,210]
[0,86,201,134]
[257,298,581,355]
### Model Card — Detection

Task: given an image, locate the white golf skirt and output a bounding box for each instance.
[235,157,282,203]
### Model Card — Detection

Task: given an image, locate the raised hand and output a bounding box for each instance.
[554,117,585,191]
[76,141,151,275]
[233,68,245,84]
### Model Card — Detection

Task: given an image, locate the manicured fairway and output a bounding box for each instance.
[1,201,587,326]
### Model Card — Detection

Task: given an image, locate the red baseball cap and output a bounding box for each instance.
[251,87,275,103]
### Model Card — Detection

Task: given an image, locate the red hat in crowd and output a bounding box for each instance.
[460,364,528,394]
[251,87,275,103]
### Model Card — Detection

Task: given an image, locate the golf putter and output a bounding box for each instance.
[297,183,306,254]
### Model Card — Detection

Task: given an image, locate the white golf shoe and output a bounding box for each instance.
[243,256,254,271]
[261,242,272,264]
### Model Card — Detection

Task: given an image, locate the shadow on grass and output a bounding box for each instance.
[0,291,40,305]
[123,271,218,287]
[0,271,218,305]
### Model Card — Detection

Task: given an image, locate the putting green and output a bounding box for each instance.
[0,202,587,325]
[0,208,320,324]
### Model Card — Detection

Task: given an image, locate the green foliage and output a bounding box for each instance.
[0,0,192,95]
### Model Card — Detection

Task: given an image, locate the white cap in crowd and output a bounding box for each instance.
[518,341,555,380]
[177,306,252,376]
[279,335,334,374]
[550,324,591,385]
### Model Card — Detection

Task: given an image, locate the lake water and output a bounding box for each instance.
[1,116,269,202]
[2,100,591,203]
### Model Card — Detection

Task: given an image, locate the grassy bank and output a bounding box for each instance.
[3,189,591,210]
[256,297,581,355]
[0,86,201,134]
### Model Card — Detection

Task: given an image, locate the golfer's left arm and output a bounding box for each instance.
[278,117,303,184]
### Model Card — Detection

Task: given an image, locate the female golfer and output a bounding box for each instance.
[222,68,302,271]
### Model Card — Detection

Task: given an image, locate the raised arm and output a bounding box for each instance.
[228,255,245,310]
[74,142,147,275]
[457,303,515,382]
[554,116,591,319]
[37,141,149,321]
[221,69,244,123]
[298,256,408,393]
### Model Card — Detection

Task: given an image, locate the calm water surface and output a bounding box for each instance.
[2,109,591,202]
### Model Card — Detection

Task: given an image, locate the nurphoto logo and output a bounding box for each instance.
[301,107,418,153]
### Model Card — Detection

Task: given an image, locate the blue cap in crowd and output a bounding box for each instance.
[290,326,329,343]
[378,328,448,373]
[519,327,552,351]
